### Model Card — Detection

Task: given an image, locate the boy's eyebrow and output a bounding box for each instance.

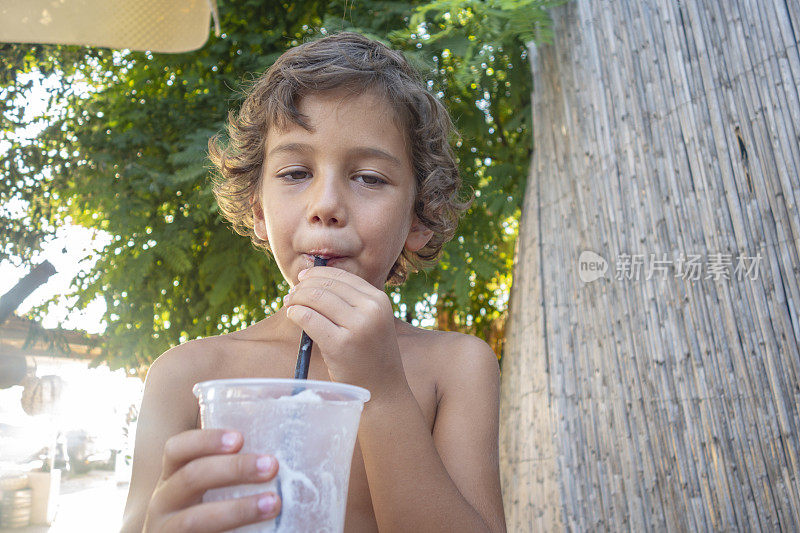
[267,142,404,168]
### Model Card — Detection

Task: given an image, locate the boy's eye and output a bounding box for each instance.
[278,170,310,181]
[354,174,386,185]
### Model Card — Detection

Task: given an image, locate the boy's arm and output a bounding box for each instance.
[122,342,283,532]
[358,335,506,533]
[120,347,199,532]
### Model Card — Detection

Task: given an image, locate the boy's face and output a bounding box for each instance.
[254,89,432,289]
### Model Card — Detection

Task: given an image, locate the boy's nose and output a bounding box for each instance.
[306,175,346,227]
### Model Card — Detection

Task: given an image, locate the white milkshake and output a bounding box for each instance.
[194,379,370,532]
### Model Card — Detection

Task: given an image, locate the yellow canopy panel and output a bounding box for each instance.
[0,0,219,53]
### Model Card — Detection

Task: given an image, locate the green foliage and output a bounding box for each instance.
[0,0,559,369]
[387,0,563,348]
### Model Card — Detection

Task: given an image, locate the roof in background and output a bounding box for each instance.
[0,314,103,360]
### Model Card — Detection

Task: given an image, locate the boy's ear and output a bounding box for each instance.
[404,218,434,253]
[252,201,268,242]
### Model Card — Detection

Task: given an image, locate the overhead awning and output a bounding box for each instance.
[0,0,220,53]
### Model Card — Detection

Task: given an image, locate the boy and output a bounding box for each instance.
[121,32,505,532]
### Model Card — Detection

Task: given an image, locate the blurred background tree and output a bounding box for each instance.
[0,0,560,371]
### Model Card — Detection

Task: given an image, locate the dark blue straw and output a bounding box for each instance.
[277,256,327,526]
[293,255,327,382]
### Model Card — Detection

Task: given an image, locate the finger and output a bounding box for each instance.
[161,429,243,478]
[285,304,345,345]
[161,491,281,533]
[298,265,378,294]
[157,453,279,510]
[289,276,367,308]
[284,283,360,323]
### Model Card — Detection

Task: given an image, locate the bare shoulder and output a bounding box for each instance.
[146,337,218,392]
[147,335,229,383]
[146,332,265,414]
[400,325,499,383]
[434,331,498,398]
[148,323,277,379]
[140,337,223,428]
[144,318,295,406]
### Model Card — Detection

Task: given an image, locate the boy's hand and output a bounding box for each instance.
[283,266,408,398]
[143,429,281,533]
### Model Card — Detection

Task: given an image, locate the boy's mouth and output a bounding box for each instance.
[303,252,346,265]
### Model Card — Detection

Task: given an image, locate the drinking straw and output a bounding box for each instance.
[293,255,327,381]
[276,256,327,526]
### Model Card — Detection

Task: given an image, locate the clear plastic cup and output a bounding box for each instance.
[193,378,370,533]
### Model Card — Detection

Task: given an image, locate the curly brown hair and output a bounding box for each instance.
[208,31,470,284]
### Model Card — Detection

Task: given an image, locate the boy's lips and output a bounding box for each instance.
[303,252,347,265]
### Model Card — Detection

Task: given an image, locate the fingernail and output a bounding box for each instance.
[221,432,240,450]
[298,268,309,279]
[256,455,275,475]
[258,493,278,515]
[282,294,290,304]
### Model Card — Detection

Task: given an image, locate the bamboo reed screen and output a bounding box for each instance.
[499,0,800,530]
